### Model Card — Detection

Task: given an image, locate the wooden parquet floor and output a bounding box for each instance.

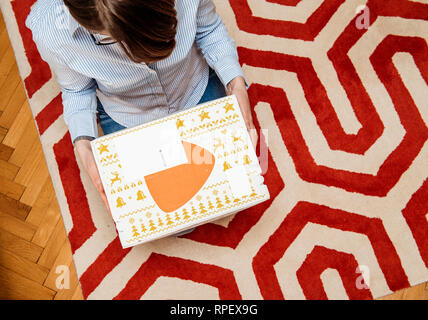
[0,11,426,300]
[0,11,82,300]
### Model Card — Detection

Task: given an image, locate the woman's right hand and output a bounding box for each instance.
[75,139,112,218]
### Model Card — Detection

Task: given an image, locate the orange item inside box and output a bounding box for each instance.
[144,141,215,213]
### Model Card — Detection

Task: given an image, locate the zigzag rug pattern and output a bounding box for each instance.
[1,0,427,299]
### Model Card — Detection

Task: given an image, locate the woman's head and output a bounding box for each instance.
[63,0,177,63]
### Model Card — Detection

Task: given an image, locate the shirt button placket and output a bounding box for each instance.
[147,64,169,115]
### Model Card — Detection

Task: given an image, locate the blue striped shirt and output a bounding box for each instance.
[25,0,245,145]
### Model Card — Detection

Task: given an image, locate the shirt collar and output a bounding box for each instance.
[64,4,80,35]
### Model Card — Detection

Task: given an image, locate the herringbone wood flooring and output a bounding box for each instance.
[0,11,426,300]
[0,11,82,300]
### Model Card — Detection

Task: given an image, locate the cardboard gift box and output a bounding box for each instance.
[90,95,270,248]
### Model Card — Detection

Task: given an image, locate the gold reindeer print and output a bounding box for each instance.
[213,138,224,152]
[110,171,122,186]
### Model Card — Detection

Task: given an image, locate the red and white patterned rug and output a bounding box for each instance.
[1,0,427,300]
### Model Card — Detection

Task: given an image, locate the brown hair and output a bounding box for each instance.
[63,0,177,63]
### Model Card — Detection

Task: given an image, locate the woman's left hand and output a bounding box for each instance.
[227,76,258,150]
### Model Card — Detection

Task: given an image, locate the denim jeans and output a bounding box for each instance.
[96,68,226,236]
[96,67,226,135]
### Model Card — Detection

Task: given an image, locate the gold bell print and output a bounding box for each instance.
[116,196,126,208]
[136,190,146,200]
[243,154,251,165]
[223,161,232,171]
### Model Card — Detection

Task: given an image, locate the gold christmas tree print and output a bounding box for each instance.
[97,143,109,154]
[141,223,147,233]
[136,190,146,200]
[182,208,190,220]
[116,196,126,208]
[224,195,231,204]
[207,200,214,210]
[174,212,181,221]
[215,197,223,208]
[223,102,234,113]
[199,202,207,214]
[191,205,198,216]
[158,218,164,227]
[132,225,140,238]
[176,118,184,129]
[166,214,174,225]
[199,110,210,121]
[149,219,156,231]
